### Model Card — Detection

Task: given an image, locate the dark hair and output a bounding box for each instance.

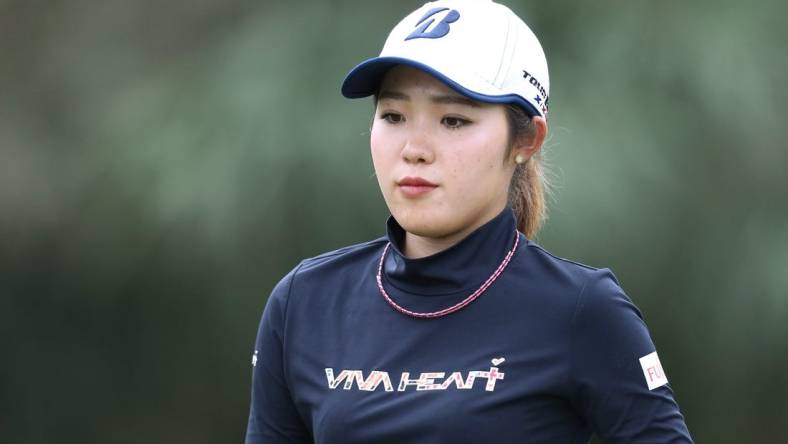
[504,104,549,239]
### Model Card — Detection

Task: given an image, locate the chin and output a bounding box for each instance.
[400,222,454,239]
[391,205,460,239]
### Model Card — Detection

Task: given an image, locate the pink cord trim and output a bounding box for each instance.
[376,231,520,319]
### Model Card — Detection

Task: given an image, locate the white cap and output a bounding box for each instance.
[341,0,550,118]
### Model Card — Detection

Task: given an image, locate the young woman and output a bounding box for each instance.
[245,1,693,442]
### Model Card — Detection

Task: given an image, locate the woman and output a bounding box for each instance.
[245,1,693,442]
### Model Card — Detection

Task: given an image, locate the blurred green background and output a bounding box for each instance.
[2,0,786,442]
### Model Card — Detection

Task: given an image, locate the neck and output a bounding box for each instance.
[403,231,467,259]
[402,204,507,259]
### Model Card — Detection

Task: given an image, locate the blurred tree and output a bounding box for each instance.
[1,0,786,442]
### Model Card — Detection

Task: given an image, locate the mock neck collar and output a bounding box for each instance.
[383,207,518,296]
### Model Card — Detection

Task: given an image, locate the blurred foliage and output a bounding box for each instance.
[1,0,786,442]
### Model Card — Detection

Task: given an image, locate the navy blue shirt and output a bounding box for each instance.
[245,207,693,443]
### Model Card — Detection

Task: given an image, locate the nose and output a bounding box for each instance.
[401,126,435,164]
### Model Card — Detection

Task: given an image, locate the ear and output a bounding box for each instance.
[511,116,547,163]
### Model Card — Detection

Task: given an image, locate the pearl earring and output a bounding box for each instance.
[515,154,525,164]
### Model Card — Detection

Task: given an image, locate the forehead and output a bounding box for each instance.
[378,65,484,107]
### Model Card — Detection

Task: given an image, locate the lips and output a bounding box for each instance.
[397,176,438,197]
[398,176,437,187]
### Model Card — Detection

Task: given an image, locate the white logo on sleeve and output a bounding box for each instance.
[639,351,668,390]
[252,350,258,367]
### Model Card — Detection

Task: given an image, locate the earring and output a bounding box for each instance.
[515,154,525,164]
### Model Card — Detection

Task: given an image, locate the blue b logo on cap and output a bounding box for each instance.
[405,7,460,41]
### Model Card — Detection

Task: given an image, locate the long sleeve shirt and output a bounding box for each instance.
[245,207,694,443]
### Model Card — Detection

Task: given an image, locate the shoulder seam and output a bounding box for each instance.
[301,237,388,265]
[570,270,598,325]
[278,260,313,433]
[526,243,602,272]
[280,260,305,394]
[283,260,305,313]
[566,269,600,402]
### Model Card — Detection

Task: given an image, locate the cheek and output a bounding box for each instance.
[369,129,383,166]
[370,122,395,176]
[447,139,505,188]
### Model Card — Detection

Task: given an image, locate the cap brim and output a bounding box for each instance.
[341,56,542,118]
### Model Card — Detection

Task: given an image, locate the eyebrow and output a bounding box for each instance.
[377,90,481,108]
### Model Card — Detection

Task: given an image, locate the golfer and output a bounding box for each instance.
[245,1,693,442]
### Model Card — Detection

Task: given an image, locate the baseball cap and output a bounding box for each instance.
[341,0,550,118]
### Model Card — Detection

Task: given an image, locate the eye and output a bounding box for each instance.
[442,116,470,129]
[380,112,404,124]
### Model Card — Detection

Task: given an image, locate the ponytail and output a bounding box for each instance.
[505,104,550,239]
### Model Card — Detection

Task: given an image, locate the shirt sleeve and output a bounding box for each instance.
[245,264,313,444]
[569,268,694,443]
